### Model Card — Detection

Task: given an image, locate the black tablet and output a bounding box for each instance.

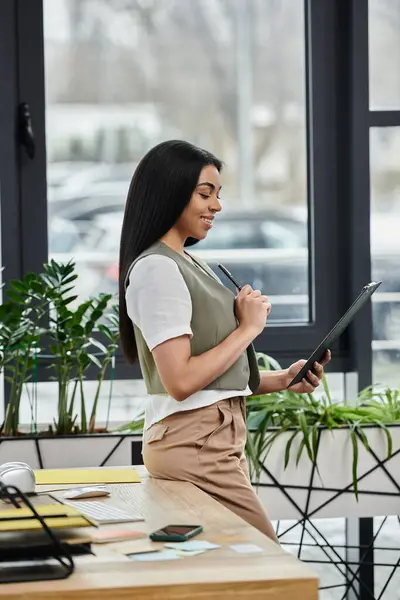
[287,281,382,388]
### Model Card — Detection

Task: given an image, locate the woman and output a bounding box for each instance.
[119,140,330,543]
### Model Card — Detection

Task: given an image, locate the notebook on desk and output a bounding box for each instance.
[34,467,141,486]
[0,503,95,532]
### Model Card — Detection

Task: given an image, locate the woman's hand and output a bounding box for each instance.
[152,286,272,402]
[235,285,271,337]
[285,350,331,393]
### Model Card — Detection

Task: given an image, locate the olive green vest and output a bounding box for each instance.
[126,241,260,394]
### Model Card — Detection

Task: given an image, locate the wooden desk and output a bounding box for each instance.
[1,466,318,599]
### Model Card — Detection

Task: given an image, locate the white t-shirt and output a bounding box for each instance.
[125,254,252,430]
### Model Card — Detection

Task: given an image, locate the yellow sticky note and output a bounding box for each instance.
[34,468,141,486]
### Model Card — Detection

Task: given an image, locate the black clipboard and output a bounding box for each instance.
[287,281,382,388]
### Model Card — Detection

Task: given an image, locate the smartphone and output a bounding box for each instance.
[149,524,203,542]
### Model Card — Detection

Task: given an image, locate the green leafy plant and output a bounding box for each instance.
[246,353,397,499]
[115,414,145,435]
[0,260,118,436]
[89,305,119,433]
[41,260,118,434]
[0,272,50,435]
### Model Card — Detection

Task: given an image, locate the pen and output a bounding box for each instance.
[217,264,242,290]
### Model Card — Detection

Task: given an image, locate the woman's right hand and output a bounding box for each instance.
[235,285,271,337]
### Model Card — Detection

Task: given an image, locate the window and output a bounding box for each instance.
[369,1,400,387]
[369,0,400,110]
[370,128,400,387]
[0,0,343,370]
[44,0,310,326]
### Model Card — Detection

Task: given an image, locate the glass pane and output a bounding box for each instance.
[374,517,400,598]
[44,0,309,323]
[19,379,146,429]
[369,0,400,109]
[370,128,400,385]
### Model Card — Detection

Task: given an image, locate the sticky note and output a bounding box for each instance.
[113,542,159,555]
[129,549,180,561]
[90,529,147,544]
[165,540,221,551]
[174,549,207,557]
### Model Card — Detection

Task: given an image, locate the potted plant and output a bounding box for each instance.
[0,260,142,470]
[246,354,400,521]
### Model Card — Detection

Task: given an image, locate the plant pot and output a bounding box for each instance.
[0,433,143,470]
[251,424,400,520]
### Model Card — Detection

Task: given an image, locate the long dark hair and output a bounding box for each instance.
[119,140,223,364]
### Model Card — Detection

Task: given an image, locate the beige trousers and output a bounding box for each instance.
[142,397,277,542]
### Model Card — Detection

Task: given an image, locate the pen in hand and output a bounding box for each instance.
[218,264,242,291]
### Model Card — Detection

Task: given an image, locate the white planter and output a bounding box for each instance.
[252,424,400,520]
[0,434,143,470]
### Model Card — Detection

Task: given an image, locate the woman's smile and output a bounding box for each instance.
[200,216,214,229]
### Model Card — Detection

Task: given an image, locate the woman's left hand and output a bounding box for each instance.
[285,350,331,394]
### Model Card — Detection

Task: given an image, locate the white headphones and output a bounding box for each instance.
[0,462,36,494]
